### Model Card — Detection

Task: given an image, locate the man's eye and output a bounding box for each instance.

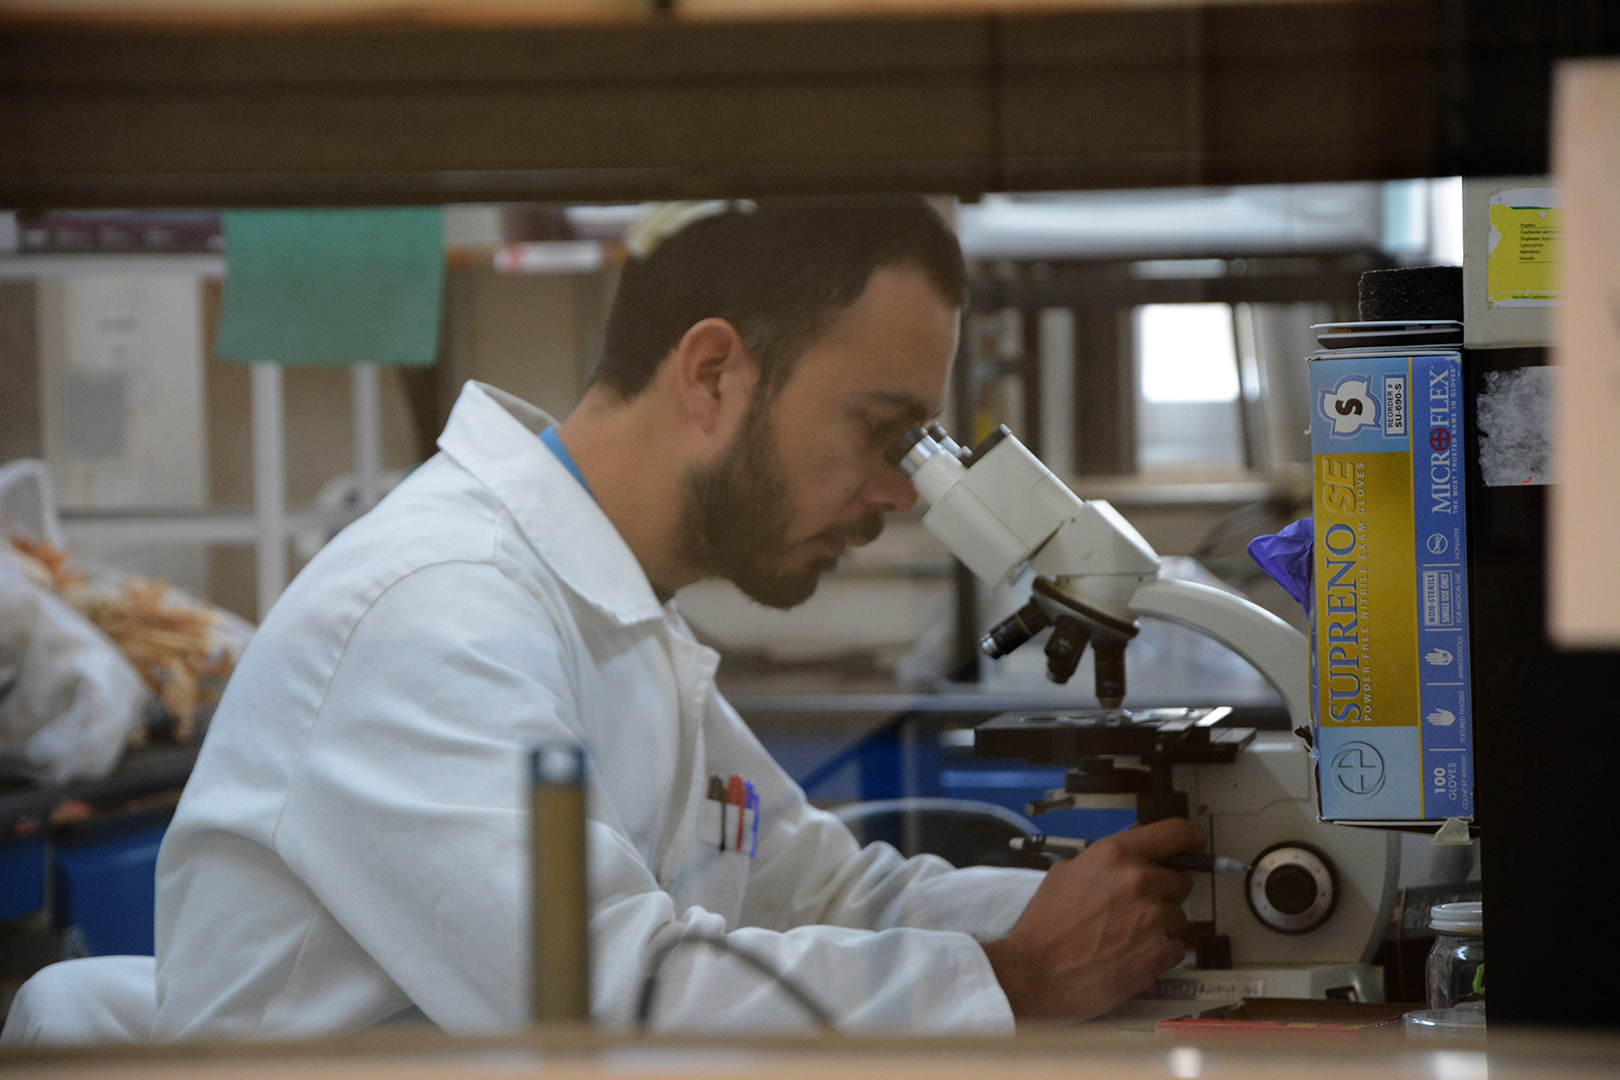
[863,414,902,444]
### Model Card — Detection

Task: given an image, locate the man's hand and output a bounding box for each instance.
[981,818,1205,1024]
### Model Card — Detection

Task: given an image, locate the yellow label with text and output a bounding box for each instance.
[1314,452,1418,729]
[1487,204,1560,303]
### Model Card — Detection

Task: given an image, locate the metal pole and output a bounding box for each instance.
[352,362,382,510]
[250,361,286,619]
[530,744,590,1025]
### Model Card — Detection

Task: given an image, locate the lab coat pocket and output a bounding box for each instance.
[665,799,751,925]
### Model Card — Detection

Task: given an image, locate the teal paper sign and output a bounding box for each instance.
[215,208,444,366]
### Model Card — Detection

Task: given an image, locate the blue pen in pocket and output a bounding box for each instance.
[743,780,760,858]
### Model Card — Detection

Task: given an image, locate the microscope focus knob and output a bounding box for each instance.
[1247,844,1338,935]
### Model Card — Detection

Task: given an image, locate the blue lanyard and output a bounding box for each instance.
[540,426,594,501]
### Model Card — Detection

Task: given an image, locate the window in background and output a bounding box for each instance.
[1135,302,1244,469]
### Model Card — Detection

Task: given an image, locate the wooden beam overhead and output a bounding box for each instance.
[0,0,1608,208]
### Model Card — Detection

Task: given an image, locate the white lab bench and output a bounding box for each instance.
[5,1024,1617,1080]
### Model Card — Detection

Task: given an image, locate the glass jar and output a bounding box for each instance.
[1426,901,1485,1011]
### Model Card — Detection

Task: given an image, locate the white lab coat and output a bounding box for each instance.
[153,381,1042,1041]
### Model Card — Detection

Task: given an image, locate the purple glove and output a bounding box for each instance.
[1247,518,1313,611]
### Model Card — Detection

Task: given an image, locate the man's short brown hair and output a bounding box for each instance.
[591,195,967,400]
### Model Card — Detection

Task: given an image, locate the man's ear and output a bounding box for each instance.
[670,317,756,436]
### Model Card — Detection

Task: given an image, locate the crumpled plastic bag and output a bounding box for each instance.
[0,555,146,785]
[1247,518,1314,612]
[8,540,252,745]
[1,462,254,765]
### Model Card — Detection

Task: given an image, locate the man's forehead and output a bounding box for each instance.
[786,263,958,412]
[859,388,940,422]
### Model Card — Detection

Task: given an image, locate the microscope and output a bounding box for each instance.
[888,423,1399,1003]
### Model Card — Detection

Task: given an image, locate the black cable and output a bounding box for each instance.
[1395,885,1409,1002]
[1191,497,1285,560]
[634,932,837,1031]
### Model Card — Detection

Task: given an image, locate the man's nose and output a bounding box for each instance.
[865,461,919,515]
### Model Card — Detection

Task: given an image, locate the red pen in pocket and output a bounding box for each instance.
[708,774,728,851]
[726,774,746,852]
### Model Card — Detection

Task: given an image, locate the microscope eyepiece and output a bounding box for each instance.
[925,423,971,463]
[970,425,1012,462]
[884,424,930,469]
[887,424,957,479]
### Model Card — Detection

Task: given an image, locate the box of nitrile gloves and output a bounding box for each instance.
[1309,345,1474,825]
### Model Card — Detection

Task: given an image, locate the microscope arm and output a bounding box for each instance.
[893,422,1309,729]
[1127,578,1311,738]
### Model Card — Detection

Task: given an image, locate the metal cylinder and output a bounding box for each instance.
[1093,638,1127,709]
[981,599,1051,659]
[530,743,590,1024]
[1044,615,1091,684]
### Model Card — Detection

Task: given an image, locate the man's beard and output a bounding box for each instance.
[677,397,883,609]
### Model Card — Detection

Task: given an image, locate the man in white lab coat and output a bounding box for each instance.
[153,197,1203,1039]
